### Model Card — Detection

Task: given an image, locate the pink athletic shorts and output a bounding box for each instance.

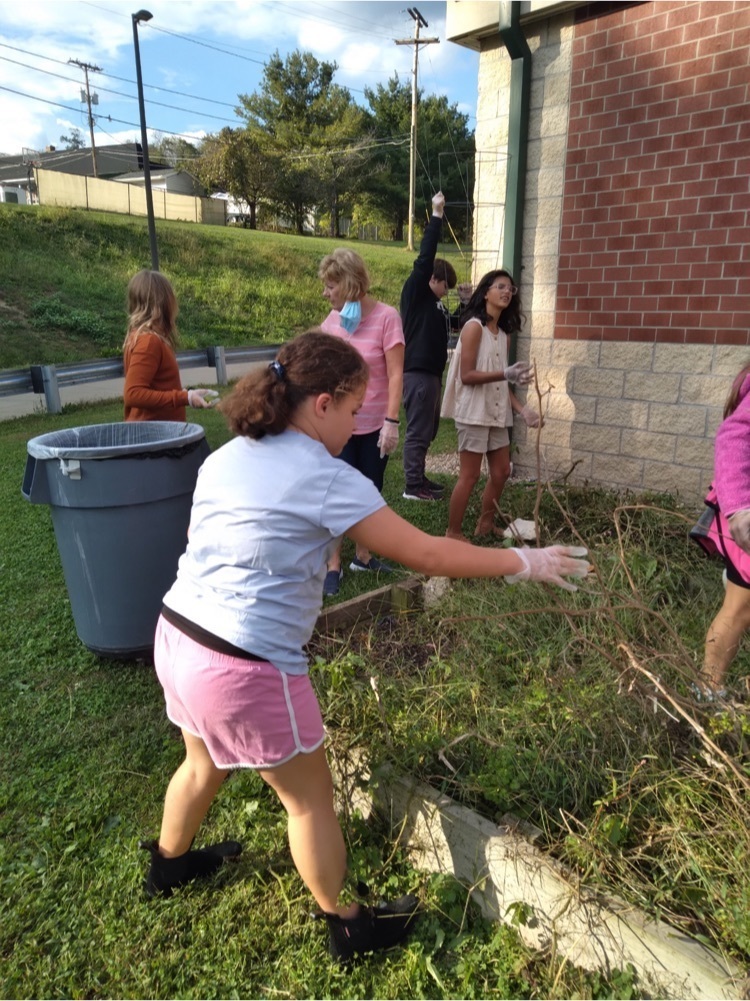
[154,616,325,769]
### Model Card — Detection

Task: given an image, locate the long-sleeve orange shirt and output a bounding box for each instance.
[123,331,188,422]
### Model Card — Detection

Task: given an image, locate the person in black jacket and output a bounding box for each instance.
[400,191,471,500]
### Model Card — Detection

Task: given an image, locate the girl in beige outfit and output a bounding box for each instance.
[441,269,540,540]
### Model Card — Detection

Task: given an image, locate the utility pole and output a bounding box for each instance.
[68,59,102,177]
[395,8,439,250]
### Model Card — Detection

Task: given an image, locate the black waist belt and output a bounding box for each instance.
[160,604,269,663]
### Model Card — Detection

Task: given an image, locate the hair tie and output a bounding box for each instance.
[269,360,286,382]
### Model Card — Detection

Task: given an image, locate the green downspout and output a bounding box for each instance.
[499,1,532,284]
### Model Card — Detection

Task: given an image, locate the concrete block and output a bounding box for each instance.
[624,371,680,403]
[571,423,622,454]
[680,375,732,406]
[574,367,625,398]
[552,340,601,366]
[597,399,651,429]
[360,770,745,1001]
[547,393,596,423]
[712,346,749,377]
[674,435,715,470]
[600,341,655,372]
[641,461,703,499]
[592,453,644,488]
[621,429,677,462]
[649,403,708,436]
[654,343,713,374]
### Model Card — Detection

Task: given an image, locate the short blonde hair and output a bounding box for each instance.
[318,248,370,302]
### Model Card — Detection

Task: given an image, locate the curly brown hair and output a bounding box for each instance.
[221,330,369,439]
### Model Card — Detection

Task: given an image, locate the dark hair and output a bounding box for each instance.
[123,270,179,350]
[463,269,523,334]
[432,259,457,288]
[221,330,369,439]
[724,361,750,419]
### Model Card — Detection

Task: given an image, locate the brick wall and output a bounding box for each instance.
[557,0,750,346]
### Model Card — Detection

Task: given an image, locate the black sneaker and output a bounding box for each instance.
[324,896,421,963]
[402,486,438,501]
[141,838,242,898]
[422,477,445,495]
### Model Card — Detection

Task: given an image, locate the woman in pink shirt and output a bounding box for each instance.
[318,249,405,595]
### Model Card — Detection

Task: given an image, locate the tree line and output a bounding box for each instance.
[153,50,474,241]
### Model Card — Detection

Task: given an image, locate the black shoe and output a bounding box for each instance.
[141,838,243,898]
[324,896,420,963]
[422,477,445,495]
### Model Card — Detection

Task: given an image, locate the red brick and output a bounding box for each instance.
[687,295,722,312]
[728,228,750,245]
[697,194,734,213]
[671,164,704,183]
[653,327,689,344]
[723,101,750,125]
[722,261,750,278]
[698,34,729,59]
[553,326,577,340]
[685,327,719,344]
[682,15,718,43]
[679,246,710,263]
[685,179,717,198]
[663,78,696,102]
[672,129,710,151]
[598,190,626,208]
[667,3,701,30]
[716,7,750,33]
[730,64,750,89]
[655,30,689,57]
[637,201,669,219]
[713,47,750,76]
[711,85,747,110]
[716,329,750,345]
[629,328,659,342]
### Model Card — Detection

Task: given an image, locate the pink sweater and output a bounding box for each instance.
[714,372,750,516]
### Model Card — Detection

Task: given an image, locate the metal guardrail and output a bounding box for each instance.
[0,343,281,414]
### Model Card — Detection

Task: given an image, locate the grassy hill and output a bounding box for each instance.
[0,205,471,370]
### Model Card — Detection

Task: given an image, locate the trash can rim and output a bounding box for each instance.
[26,421,206,460]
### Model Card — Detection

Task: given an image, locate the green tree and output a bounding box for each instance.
[59,128,85,150]
[195,128,274,229]
[151,135,200,171]
[364,75,474,242]
[237,50,368,236]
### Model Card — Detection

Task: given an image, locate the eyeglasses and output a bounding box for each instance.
[490,284,518,295]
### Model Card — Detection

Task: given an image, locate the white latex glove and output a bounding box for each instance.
[728,509,750,555]
[504,361,534,386]
[377,421,399,458]
[505,545,591,592]
[519,404,542,428]
[188,388,219,409]
[432,191,445,217]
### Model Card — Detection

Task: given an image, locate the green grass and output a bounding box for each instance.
[0,204,470,369]
[0,396,652,999]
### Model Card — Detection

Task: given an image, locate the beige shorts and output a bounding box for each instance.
[455,422,510,453]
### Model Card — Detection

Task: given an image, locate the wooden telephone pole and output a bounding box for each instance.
[395,8,439,250]
[68,59,102,177]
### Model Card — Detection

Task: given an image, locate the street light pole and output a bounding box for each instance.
[132,9,159,272]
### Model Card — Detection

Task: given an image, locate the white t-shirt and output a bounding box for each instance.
[163,430,386,674]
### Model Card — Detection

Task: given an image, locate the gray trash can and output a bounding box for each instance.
[22,421,210,659]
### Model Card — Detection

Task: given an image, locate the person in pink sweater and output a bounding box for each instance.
[692,363,750,695]
[123,270,216,421]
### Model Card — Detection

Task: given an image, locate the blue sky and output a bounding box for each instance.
[0,1,479,157]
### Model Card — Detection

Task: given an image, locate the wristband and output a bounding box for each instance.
[384,417,399,425]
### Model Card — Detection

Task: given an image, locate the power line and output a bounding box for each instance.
[0,41,238,110]
[0,54,241,125]
[0,84,208,143]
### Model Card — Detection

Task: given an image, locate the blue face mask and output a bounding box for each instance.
[339,300,362,334]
